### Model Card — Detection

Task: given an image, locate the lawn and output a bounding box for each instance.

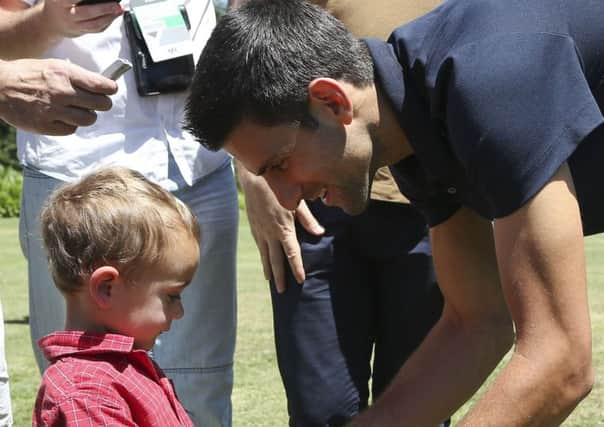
[1,215,603,426]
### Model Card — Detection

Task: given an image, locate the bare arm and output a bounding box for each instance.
[236,160,324,292]
[459,162,592,426]
[0,0,122,59]
[0,58,117,135]
[348,163,591,427]
[348,206,514,426]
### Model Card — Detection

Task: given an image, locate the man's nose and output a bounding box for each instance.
[265,175,302,211]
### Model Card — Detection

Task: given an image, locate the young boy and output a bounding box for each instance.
[33,166,200,426]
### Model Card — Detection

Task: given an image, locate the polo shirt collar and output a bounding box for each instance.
[363,37,433,162]
[363,38,406,121]
[39,331,135,361]
[363,37,464,188]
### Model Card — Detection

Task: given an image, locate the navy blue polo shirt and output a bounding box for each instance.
[364,0,604,235]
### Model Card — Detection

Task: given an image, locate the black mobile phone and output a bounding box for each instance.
[77,0,120,6]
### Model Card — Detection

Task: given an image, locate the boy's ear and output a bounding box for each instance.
[89,266,120,310]
[308,78,353,125]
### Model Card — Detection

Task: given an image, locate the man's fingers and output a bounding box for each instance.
[76,14,122,33]
[46,121,78,136]
[295,200,325,236]
[18,117,77,136]
[281,235,305,286]
[52,105,98,127]
[72,1,122,21]
[66,63,118,96]
[70,86,113,111]
[9,105,88,135]
[267,241,287,293]
[255,240,272,281]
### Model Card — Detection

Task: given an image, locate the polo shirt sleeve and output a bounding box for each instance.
[444,32,603,218]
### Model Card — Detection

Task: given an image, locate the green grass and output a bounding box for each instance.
[1,216,604,426]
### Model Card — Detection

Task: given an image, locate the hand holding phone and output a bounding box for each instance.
[0,58,116,135]
[77,0,121,7]
[44,0,122,38]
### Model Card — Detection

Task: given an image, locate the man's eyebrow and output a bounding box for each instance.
[254,153,283,176]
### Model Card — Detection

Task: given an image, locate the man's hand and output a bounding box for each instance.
[41,0,122,39]
[0,0,122,59]
[237,161,325,292]
[0,58,117,135]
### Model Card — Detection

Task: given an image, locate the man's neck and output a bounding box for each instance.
[357,82,413,168]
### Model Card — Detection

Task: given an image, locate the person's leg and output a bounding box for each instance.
[153,161,239,427]
[358,202,448,425]
[0,299,13,426]
[271,202,374,427]
[19,167,65,373]
[371,232,443,387]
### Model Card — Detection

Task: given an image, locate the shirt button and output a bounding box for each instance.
[447,187,457,194]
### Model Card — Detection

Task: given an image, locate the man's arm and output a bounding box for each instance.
[349,163,591,426]
[348,205,514,426]
[458,162,592,425]
[0,58,116,135]
[0,0,122,59]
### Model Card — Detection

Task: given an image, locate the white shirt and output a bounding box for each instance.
[17,0,230,189]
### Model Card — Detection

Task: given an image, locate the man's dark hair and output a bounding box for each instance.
[185,0,374,151]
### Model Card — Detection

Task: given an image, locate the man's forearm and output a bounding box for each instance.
[347,208,515,426]
[0,5,61,59]
[458,344,591,426]
[460,165,594,426]
[348,309,513,426]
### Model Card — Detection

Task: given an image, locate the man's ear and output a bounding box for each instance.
[308,78,353,125]
[89,266,120,310]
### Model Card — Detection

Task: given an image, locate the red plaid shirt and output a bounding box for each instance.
[33,331,194,427]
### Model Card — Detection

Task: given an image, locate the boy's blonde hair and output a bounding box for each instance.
[40,166,201,294]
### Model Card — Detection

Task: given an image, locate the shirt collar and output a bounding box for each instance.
[38,331,136,361]
[364,37,463,187]
[363,38,407,122]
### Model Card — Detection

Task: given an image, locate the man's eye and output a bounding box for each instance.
[168,294,181,302]
[270,159,288,171]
